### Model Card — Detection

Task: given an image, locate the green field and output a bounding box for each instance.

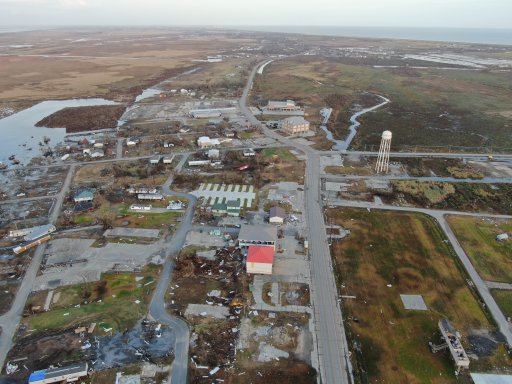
[492,290,512,319]
[260,147,297,161]
[253,57,512,152]
[24,267,160,333]
[447,216,512,282]
[328,208,509,383]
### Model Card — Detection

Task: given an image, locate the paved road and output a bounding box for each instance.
[321,150,512,161]
[148,155,196,384]
[329,198,512,345]
[240,60,352,384]
[322,173,512,184]
[0,165,76,369]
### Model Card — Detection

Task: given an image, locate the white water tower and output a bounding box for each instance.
[375,130,392,173]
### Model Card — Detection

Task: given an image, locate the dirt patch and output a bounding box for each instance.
[36,105,126,133]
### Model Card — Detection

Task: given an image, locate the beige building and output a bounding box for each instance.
[282,116,310,135]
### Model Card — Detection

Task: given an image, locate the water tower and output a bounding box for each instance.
[375,130,392,173]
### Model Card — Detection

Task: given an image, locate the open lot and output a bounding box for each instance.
[24,267,159,334]
[327,208,511,383]
[447,216,512,283]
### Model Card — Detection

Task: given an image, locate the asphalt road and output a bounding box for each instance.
[322,173,512,184]
[148,156,196,384]
[329,198,512,346]
[240,60,352,383]
[0,164,76,369]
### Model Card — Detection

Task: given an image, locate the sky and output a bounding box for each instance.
[0,0,511,29]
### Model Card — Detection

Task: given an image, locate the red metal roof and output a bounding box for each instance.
[247,246,274,264]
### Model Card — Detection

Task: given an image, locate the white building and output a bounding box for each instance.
[130,204,152,211]
[138,193,164,200]
[243,148,256,157]
[208,149,220,159]
[269,206,286,224]
[197,136,221,148]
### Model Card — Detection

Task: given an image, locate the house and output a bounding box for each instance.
[238,224,277,249]
[167,201,184,210]
[243,148,256,157]
[29,363,88,384]
[126,137,140,146]
[208,149,220,159]
[149,155,162,164]
[130,204,152,211]
[246,245,274,274]
[227,199,241,217]
[269,206,286,224]
[127,186,157,195]
[212,202,227,216]
[138,193,164,200]
[93,142,104,148]
[74,189,95,203]
[282,116,310,135]
[74,201,94,212]
[8,228,32,238]
[163,156,174,164]
[497,233,509,241]
[90,150,105,158]
[188,160,211,166]
[266,100,300,111]
[197,136,220,148]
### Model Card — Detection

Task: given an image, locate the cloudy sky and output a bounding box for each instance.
[0,0,510,29]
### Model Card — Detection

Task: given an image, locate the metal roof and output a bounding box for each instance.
[284,116,309,125]
[29,362,88,383]
[269,206,286,219]
[238,224,277,242]
[247,245,274,264]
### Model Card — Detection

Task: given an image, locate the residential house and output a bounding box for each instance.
[227,199,241,217]
[74,189,95,203]
[212,202,227,216]
[138,193,164,200]
[197,136,220,148]
[269,206,286,224]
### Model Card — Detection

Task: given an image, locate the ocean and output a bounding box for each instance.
[232,26,512,46]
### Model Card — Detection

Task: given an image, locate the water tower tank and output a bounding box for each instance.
[382,130,392,140]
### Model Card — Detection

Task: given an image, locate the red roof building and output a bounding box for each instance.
[246,245,274,275]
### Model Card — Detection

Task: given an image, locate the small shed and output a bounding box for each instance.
[269,206,286,224]
[246,245,274,275]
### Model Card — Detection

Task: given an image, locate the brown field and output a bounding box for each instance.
[328,208,511,383]
[0,28,260,103]
[36,105,125,132]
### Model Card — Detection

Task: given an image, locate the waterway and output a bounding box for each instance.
[0,98,118,165]
[320,95,390,151]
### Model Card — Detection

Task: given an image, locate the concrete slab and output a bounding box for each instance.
[104,227,160,238]
[185,304,229,319]
[400,294,428,311]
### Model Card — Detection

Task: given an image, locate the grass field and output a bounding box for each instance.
[447,216,512,283]
[492,290,512,319]
[253,56,512,151]
[327,208,509,383]
[24,266,160,333]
